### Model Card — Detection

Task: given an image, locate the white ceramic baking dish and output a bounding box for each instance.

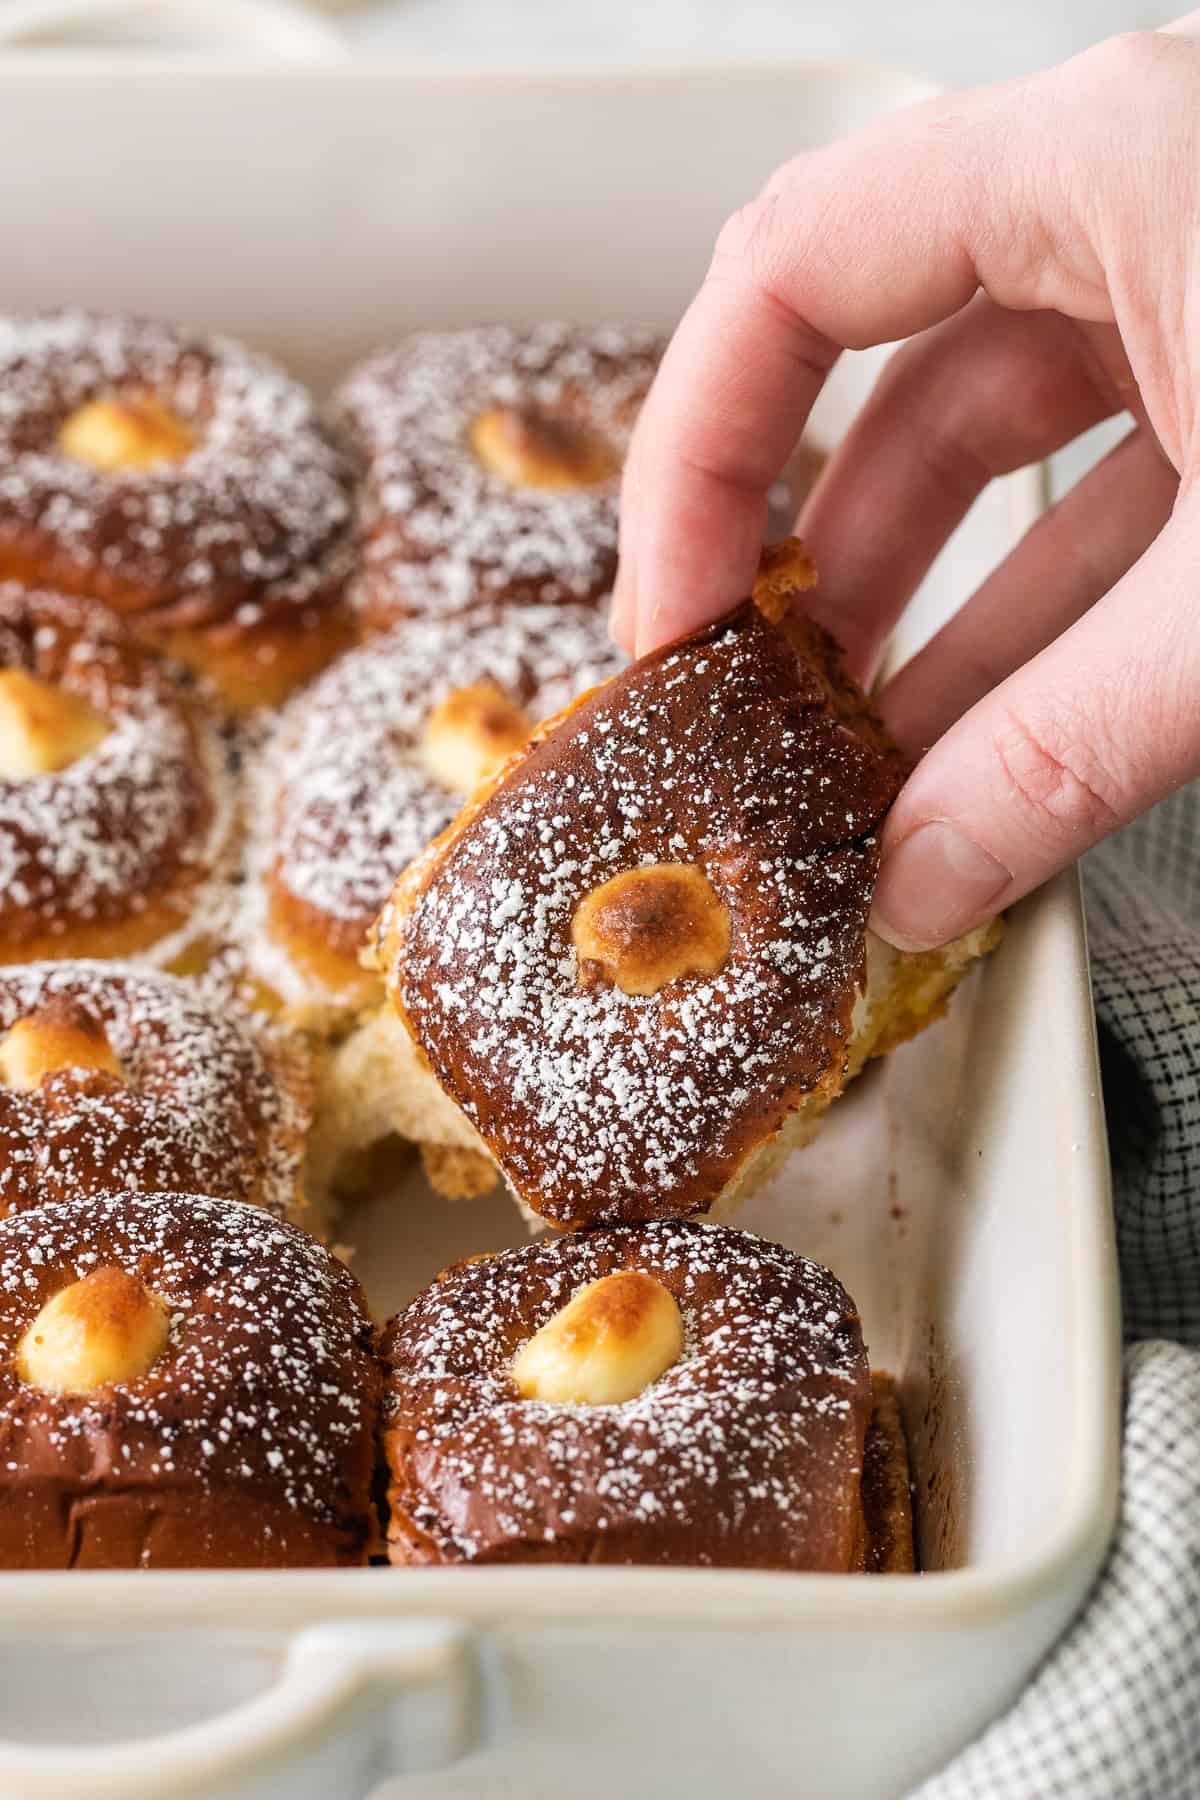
[0,54,1121,1800]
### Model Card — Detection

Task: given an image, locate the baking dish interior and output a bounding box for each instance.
[0,54,1118,1600]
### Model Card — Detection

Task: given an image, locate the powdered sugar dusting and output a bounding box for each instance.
[0,312,353,622]
[0,586,234,949]
[335,323,662,624]
[0,1190,376,1531]
[384,1220,869,1567]
[385,605,904,1224]
[243,601,624,997]
[0,962,309,1221]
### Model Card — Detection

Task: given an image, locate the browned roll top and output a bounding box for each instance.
[334,323,663,633]
[245,598,624,1007]
[0,1190,380,1568]
[382,1221,872,1569]
[0,586,230,961]
[0,312,355,706]
[0,962,311,1223]
[376,544,908,1226]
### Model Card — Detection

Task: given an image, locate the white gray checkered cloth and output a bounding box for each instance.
[918,785,1200,1798]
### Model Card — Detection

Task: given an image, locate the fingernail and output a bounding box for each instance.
[870,822,1011,952]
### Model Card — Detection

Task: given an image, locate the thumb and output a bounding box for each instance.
[870,489,1200,950]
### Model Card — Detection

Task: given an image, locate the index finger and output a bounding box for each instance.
[612,52,1131,655]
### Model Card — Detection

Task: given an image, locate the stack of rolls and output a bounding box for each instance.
[0,958,381,1566]
[371,540,1000,1229]
[0,304,985,1573]
[242,322,669,1207]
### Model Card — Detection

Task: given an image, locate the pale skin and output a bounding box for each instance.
[611,22,1200,952]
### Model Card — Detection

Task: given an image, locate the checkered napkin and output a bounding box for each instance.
[917,785,1200,1798]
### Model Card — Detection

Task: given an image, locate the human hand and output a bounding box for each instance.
[611,23,1199,950]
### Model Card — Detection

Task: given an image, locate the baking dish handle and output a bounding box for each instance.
[0,1619,482,1800]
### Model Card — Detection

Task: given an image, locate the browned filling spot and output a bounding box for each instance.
[572,863,731,997]
[470,404,620,491]
[0,669,110,777]
[16,1266,169,1393]
[0,997,123,1091]
[511,1270,684,1406]
[59,392,196,472]
[421,679,533,796]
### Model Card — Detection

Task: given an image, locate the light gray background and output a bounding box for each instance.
[0,0,1166,493]
[341,0,1161,495]
[344,0,1159,87]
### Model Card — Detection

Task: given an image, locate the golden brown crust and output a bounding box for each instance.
[375,541,909,1227]
[335,324,663,633]
[15,1265,170,1393]
[245,602,623,1016]
[750,535,819,622]
[0,587,232,963]
[0,544,356,713]
[265,882,385,1009]
[572,863,732,998]
[510,1269,685,1406]
[862,1373,916,1574]
[0,962,312,1225]
[418,1142,499,1200]
[0,1190,379,1568]
[0,312,355,710]
[469,405,621,490]
[149,604,356,714]
[382,1222,872,1569]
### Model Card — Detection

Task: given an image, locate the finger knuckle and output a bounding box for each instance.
[911,404,994,509]
[874,336,996,501]
[759,154,806,200]
[990,702,1126,847]
[711,193,787,291]
[1072,28,1186,101]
